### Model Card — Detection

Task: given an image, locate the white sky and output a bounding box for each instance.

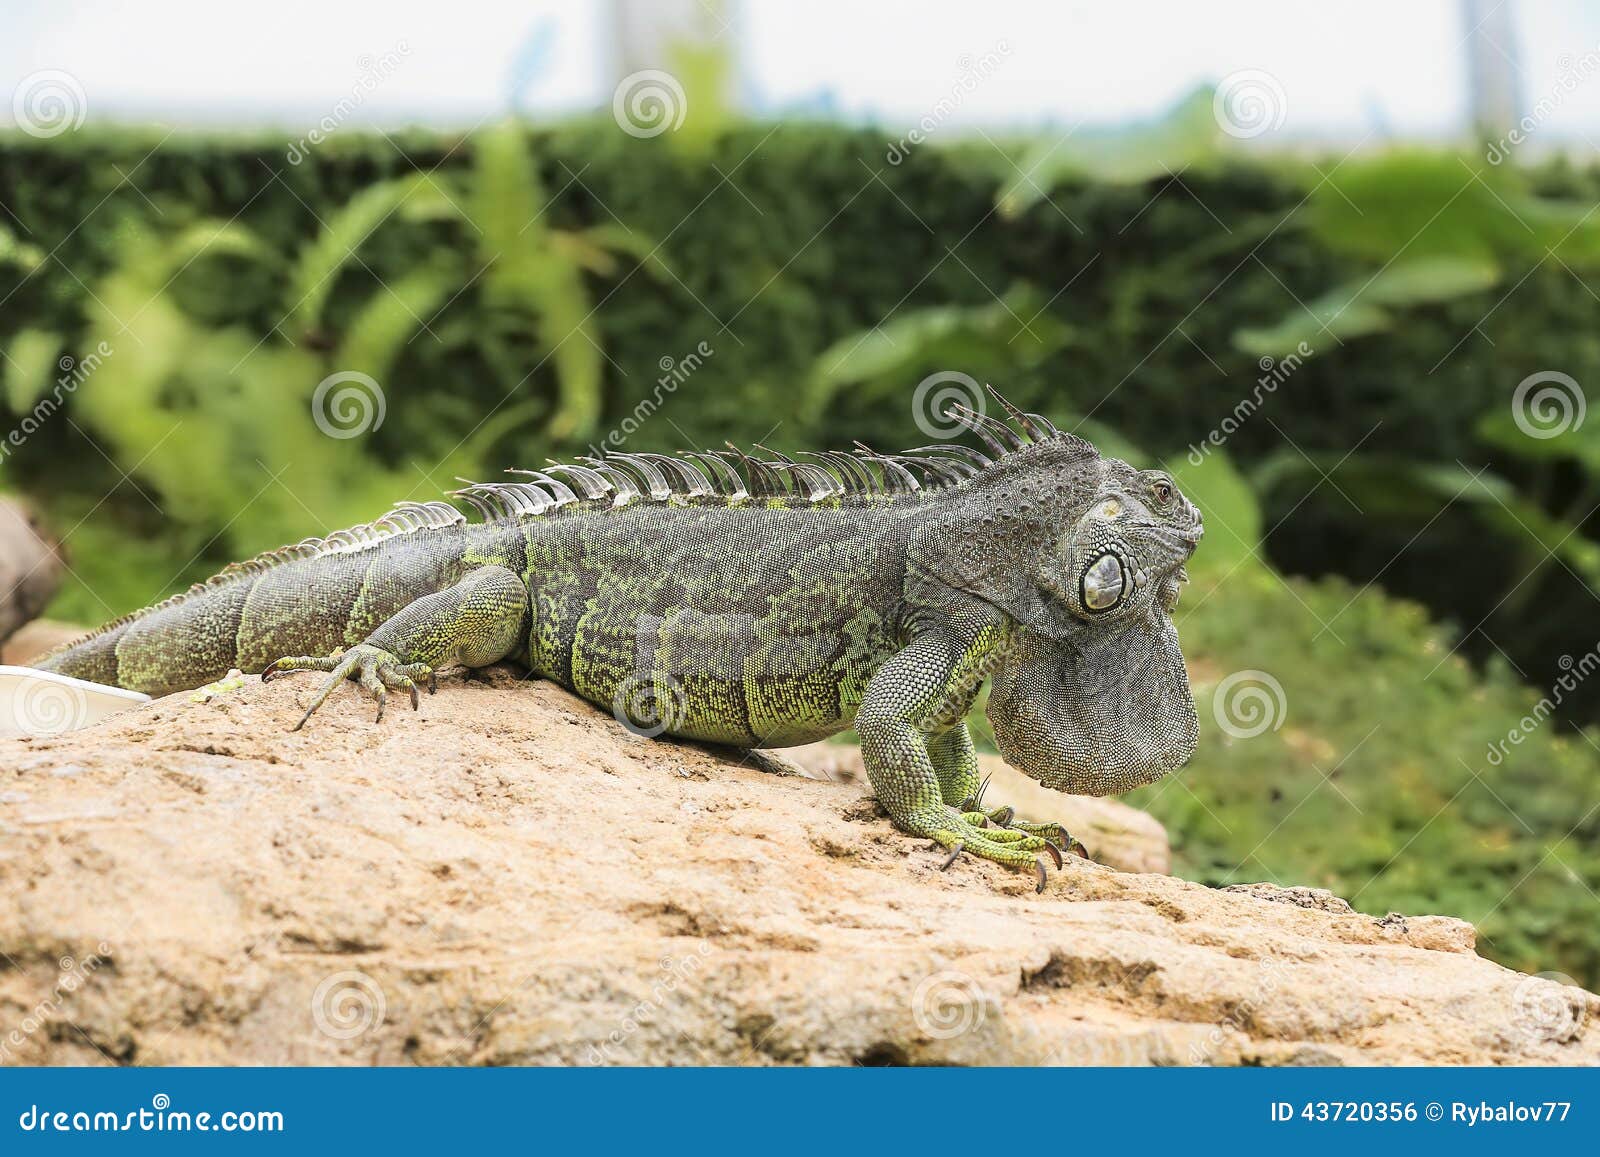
[3,0,1600,142]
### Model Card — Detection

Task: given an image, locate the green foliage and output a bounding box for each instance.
[3,329,60,410]
[994,88,1227,210]
[1234,255,1501,354]
[4,124,1600,982]
[0,124,651,553]
[1154,451,1600,982]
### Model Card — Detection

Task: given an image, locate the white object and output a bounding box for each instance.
[0,665,150,739]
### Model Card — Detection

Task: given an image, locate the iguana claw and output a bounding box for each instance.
[951,777,1088,866]
[957,773,994,814]
[940,842,964,871]
[263,645,434,731]
[991,813,1090,862]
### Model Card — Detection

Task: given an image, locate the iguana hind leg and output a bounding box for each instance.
[263,564,527,729]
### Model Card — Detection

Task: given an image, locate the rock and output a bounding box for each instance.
[787,742,1172,875]
[1,619,87,666]
[0,499,64,646]
[0,667,1595,1066]
[1223,883,1355,915]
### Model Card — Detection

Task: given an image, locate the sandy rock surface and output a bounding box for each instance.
[1,619,84,667]
[1,667,1595,1066]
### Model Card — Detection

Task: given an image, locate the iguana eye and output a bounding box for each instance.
[1152,480,1174,505]
[1081,552,1127,612]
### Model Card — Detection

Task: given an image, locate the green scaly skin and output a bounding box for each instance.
[35,394,1203,890]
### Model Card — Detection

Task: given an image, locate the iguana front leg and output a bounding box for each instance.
[927,723,1087,859]
[856,631,1059,891]
[263,564,528,729]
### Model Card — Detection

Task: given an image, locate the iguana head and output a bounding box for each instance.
[913,396,1202,796]
[1039,461,1203,626]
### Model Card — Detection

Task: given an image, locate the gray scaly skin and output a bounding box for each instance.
[35,391,1203,890]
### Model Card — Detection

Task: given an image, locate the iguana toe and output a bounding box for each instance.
[982,812,1091,861]
[918,809,1059,888]
[267,645,432,730]
[261,654,342,682]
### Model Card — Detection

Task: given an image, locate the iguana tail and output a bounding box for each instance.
[36,502,476,696]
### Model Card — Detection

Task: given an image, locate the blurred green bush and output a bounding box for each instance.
[2,122,1598,982]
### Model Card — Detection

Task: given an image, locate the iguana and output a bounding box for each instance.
[33,390,1202,889]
